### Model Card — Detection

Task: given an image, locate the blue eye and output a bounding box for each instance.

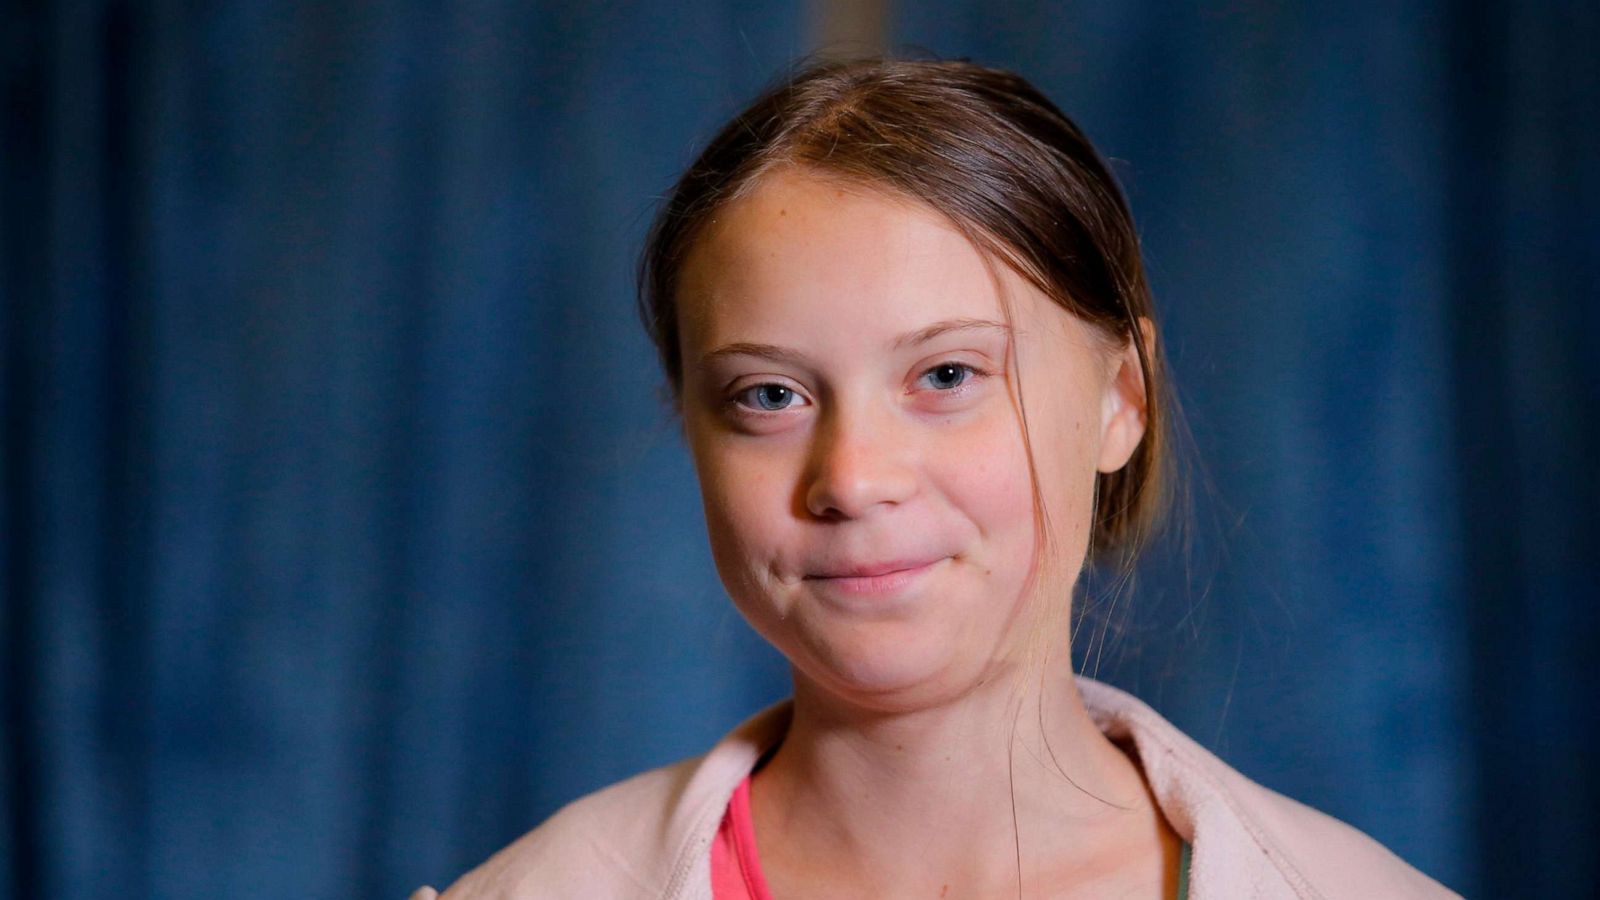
[919,362,976,391]
[735,383,803,411]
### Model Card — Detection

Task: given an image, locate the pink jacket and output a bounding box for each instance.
[412,678,1459,899]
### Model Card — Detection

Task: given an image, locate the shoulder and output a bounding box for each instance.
[414,702,791,900]
[428,757,703,899]
[1232,780,1460,899]
[1076,677,1461,900]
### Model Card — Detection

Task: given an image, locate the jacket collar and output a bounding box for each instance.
[663,677,1304,899]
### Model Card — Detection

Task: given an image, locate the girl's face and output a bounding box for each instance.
[676,168,1147,712]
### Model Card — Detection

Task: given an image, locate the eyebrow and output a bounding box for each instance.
[695,317,1011,369]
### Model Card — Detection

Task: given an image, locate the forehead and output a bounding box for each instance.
[677,169,1016,349]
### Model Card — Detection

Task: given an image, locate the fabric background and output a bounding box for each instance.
[3,2,1595,898]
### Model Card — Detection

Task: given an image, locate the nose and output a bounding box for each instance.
[802,405,918,520]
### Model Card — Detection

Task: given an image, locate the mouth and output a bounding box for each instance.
[803,557,947,598]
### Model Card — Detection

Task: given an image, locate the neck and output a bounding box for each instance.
[751,647,1164,898]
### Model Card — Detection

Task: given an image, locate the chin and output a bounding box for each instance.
[787,618,1007,714]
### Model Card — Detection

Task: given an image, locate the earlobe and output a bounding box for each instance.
[1095,318,1152,474]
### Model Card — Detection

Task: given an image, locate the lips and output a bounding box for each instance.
[806,557,945,579]
[802,556,947,599]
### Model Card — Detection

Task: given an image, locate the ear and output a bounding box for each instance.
[1096,317,1153,474]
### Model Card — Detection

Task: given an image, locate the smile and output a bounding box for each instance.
[802,557,946,598]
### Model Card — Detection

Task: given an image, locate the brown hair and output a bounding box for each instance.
[638,56,1175,569]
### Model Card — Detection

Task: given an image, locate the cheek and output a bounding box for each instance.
[692,442,817,654]
[938,384,1102,585]
[1030,392,1105,573]
[690,432,796,586]
[926,409,1039,563]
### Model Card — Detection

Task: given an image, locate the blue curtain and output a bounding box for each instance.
[3,2,1594,898]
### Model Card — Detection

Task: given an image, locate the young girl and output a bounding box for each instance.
[413,58,1456,900]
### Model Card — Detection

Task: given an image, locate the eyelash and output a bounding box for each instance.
[726,362,990,415]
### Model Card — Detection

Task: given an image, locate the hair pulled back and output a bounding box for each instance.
[639,57,1175,567]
